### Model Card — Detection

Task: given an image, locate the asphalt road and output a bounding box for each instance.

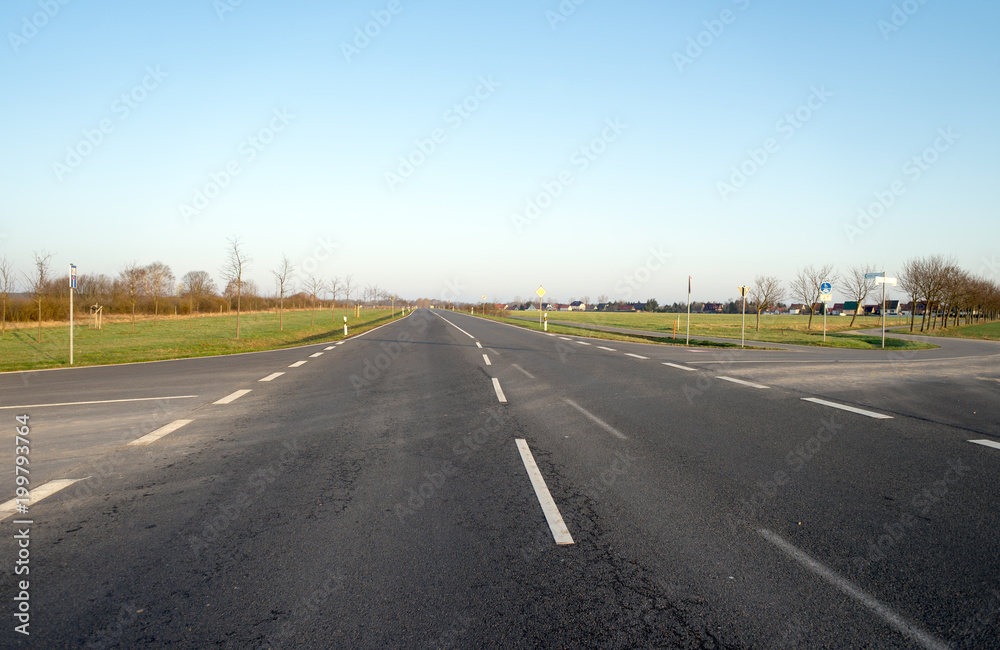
[1,309,997,648]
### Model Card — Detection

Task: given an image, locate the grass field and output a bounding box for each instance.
[473,313,764,348]
[892,321,1000,341]
[507,311,935,350]
[0,308,403,372]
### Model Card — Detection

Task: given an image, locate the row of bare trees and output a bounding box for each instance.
[743,259,1000,331]
[899,255,1000,332]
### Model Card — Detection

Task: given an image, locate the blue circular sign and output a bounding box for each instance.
[820,282,832,293]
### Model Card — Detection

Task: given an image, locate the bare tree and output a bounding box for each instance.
[899,255,952,332]
[0,256,15,336]
[748,275,785,331]
[271,255,294,331]
[790,264,837,330]
[328,276,341,325]
[343,274,355,318]
[220,236,251,339]
[23,251,53,342]
[181,270,217,313]
[117,261,146,334]
[305,275,324,325]
[141,261,174,323]
[837,264,879,327]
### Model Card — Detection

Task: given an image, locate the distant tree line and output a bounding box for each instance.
[0,240,402,339]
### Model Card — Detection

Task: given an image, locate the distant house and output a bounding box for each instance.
[569,301,587,311]
[702,302,724,314]
[788,303,808,315]
[831,303,845,316]
[554,303,571,311]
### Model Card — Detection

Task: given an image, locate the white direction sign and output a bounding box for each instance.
[876,276,897,286]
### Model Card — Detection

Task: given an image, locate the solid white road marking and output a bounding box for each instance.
[214,389,252,405]
[624,353,649,360]
[310,352,324,358]
[597,346,617,352]
[758,529,948,650]
[325,346,336,350]
[801,397,892,419]
[969,439,1000,451]
[0,395,197,410]
[492,378,507,403]
[259,372,285,382]
[662,362,695,372]
[512,364,535,379]
[289,361,308,368]
[563,399,627,440]
[0,478,85,520]
[435,313,476,339]
[718,376,769,389]
[476,342,483,348]
[128,419,193,446]
[515,439,574,545]
[483,354,492,366]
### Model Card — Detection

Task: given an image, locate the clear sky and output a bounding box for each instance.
[2,0,998,305]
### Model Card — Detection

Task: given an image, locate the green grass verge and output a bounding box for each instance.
[0,308,403,372]
[891,321,1000,341]
[505,312,936,350]
[471,313,772,349]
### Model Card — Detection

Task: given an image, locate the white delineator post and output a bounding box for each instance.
[343,315,347,336]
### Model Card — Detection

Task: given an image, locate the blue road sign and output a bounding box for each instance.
[820,282,832,293]
[865,272,883,279]
[70,264,77,289]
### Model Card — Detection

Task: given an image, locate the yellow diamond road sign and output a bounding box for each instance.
[536,286,546,298]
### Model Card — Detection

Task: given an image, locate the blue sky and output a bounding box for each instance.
[2,0,998,304]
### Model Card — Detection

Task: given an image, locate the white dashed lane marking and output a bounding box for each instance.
[624,353,649,360]
[259,372,285,382]
[515,439,574,546]
[801,398,892,419]
[564,399,627,440]
[718,376,769,389]
[214,390,252,405]
[0,479,86,520]
[662,363,695,372]
[128,419,193,446]
[492,378,507,403]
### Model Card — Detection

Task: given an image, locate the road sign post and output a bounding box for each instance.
[819,282,832,343]
[875,275,897,349]
[536,286,546,326]
[69,264,76,365]
[737,285,749,348]
[686,276,692,346]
